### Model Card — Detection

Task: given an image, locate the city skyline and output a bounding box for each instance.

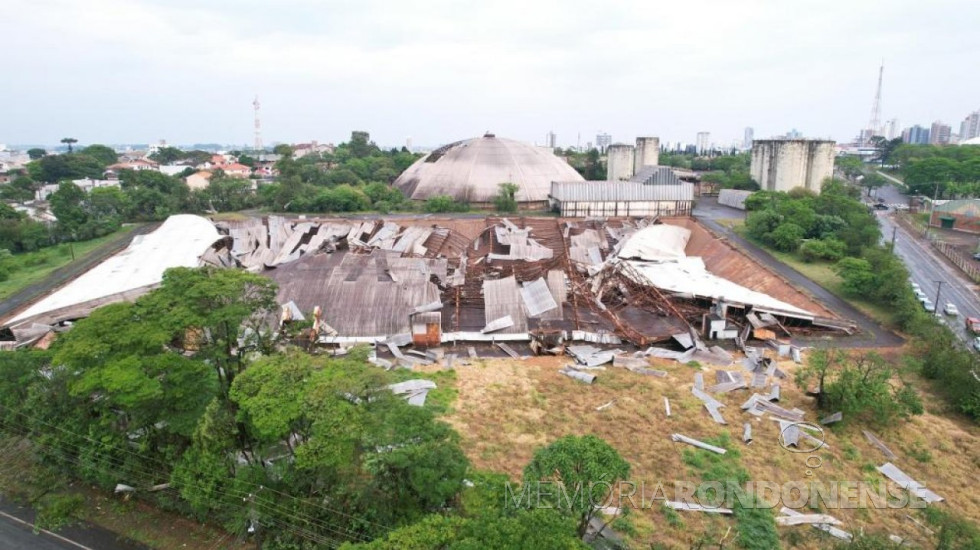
[2,0,979,148]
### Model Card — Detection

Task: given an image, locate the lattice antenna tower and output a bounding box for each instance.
[253,95,263,152]
[866,63,884,143]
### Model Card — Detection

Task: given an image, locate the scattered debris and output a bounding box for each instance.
[482,316,515,334]
[779,508,852,541]
[863,430,897,459]
[568,345,620,367]
[664,397,671,417]
[596,400,616,412]
[692,387,723,410]
[904,514,935,535]
[775,514,843,526]
[114,484,136,494]
[704,403,727,424]
[820,412,843,425]
[743,423,753,444]
[388,379,437,406]
[626,366,668,377]
[467,346,478,359]
[664,501,732,514]
[612,355,648,369]
[671,433,727,454]
[694,372,704,390]
[768,384,781,402]
[496,342,521,359]
[560,366,597,384]
[878,463,944,503]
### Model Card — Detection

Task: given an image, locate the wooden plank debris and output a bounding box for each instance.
[497,342,521,359]
[743,423,753,444]
[863,430,897,459]
[878,463,944,503]
[779,508,852,541]
[671,433,727,454]
[664,397,671,417]
[596,400,616,412]
[820,412,842,425]
[664,501,732,514]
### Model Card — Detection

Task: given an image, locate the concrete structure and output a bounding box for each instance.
[718,189,754,210]
[633,137,660,173]
[903,125,930,145]
[393,133,584,206]
[606,143,634,182]
[743,127,754,150]
[750,139,835,194]
[930,121,951,145]
[546,131,556,149]
[596,132,612,153]
[549,180,693,217]
[696,132,710,155]
[960,111,980,141]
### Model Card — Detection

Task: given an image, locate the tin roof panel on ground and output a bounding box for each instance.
[9,215,222,326]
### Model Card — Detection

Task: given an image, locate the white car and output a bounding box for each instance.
[974,337,980,352]
[944,303,959,316]
[922,300,935,312]
[911,282,921,292]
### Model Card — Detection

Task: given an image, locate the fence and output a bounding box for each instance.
[894,213,980,283]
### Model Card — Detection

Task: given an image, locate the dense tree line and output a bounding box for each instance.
[891,144,980,198]
[746,180,980,421]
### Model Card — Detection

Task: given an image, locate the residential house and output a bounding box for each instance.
[219,163,251,178]
[105,158,160,179]
[185,171,213,190]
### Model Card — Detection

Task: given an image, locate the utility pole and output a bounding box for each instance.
[934,280,944,313]
[891,226,897,249]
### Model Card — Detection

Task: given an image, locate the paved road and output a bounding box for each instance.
[693,198,903,348]
[878,208,980,349]
[0,497,148,550]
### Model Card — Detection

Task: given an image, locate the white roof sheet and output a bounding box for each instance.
[10,215,221,324]
[617,225,691,261]
[625,258,813,318]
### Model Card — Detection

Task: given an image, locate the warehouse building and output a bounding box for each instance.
[549,180,694,217]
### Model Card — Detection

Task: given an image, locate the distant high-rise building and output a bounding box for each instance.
[887,119,900,140]
[903,125,930,145]
[785,128,803,139]
[930,121,951,145]
[406,136,413,151]
[960,111,980,141]
[743,127,754,150]
[546,131,556,148]
[596,132,611,153]
[696,132,710,155]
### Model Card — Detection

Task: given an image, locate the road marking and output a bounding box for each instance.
[0,509,95,550]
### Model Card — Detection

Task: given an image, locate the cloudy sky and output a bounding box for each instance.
[3,0,978,149]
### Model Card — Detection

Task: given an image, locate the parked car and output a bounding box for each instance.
[973,336,980,352]
[914,289,927,301]
[873,203,889,210]
[973,252,980,261]
[966,317,980,335]
[922,300,935,312]
[944,303,959,316]
[910,282,921,291]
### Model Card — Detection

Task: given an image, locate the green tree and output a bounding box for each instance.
[60,137,77,153]
[148,146,186,164]
[272,144,294,158]
[48,182,88,236]
[494,182,519,213]
[522,435,630,537]
[27,148,46,160]
[0,176,39,202]
[834,257,876,295]
[79,144,118,166]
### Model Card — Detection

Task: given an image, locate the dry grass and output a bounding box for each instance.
[440,353,980,549]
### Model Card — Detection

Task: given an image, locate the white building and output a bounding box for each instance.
[750,139,835,194]
[696,132,710,155]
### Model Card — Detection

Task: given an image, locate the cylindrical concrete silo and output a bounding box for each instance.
[634,137,660,173]
[606,144,635,182]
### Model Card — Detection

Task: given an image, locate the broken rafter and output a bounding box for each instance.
[664,501,732,514]
[671,433,727,454]
[863,430,897,460]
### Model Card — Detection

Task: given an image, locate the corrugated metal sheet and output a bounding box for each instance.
[483,276,528,333]
[520,277,559,317]
[550,181,694,202]
[629,166,683,186]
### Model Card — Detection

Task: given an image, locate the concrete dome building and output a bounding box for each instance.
[393,133,584,207]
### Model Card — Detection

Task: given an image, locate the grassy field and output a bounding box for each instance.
[443,356,980,549]
[0,226,138,302]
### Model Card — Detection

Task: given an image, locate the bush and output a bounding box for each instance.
[768,222,805,251]
[424,195,469,213]
[799,238,846,262]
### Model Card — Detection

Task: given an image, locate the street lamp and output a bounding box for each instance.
[934,280,944,315]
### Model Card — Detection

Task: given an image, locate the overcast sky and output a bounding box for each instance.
[3,0,978,149]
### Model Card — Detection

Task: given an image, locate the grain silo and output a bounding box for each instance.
[634,137,660,173]
[606,143,635,182]
[750,139,836,194]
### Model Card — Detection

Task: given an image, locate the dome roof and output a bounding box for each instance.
[960,136,980,146]
[394,134,584,203]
